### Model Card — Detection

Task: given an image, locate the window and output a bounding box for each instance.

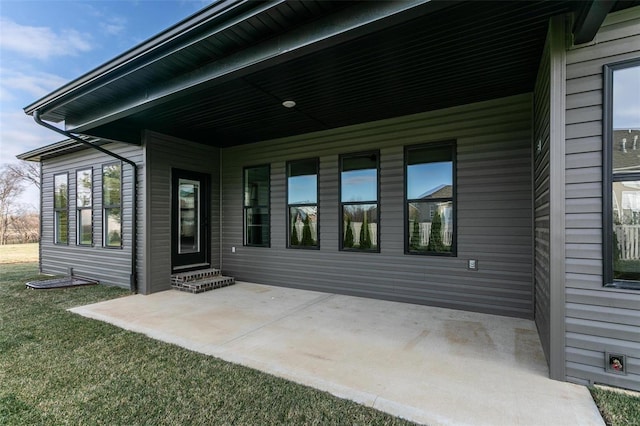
[340,152,379,251]
[178,178,200,254]
[604,59,640,288]
[244,165,270,247]
[103,162,122,247]
[53,173,68,244]
[287,158,319,248]
[405,142,455,255]
[76,168,92,245]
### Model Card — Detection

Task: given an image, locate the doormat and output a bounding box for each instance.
[26,277,99,290]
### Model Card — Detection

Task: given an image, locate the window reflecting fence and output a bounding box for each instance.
[614,224,640,260]
[344,221,378,247]
[412,221,453,247]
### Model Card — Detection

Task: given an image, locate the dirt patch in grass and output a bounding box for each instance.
[0,243,38,264]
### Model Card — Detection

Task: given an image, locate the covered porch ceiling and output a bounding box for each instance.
[25,0,637,148]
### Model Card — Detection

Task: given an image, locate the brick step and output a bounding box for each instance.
[171,275,235,294]
[171,268,221,284]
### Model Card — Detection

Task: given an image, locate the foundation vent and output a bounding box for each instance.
[605,353,627,375]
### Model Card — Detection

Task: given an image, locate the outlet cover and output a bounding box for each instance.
[468,259,478,270]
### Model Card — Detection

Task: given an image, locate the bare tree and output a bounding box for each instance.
[9,206,39,243]
[7,161,40,189]
[0,164,27,244]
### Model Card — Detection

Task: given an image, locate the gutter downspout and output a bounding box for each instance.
[33,110,138,293]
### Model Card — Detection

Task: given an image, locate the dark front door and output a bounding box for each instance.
[172,169,210,272]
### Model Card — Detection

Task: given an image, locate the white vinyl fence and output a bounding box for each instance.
[348,222,378,246]
[293,221,318,242]
[418,222,453,247]
[615,224,640,260]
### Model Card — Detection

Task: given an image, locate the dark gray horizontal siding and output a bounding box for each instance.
[222,93,533,318]
[40,142,143,288]
[143,131,221,294]
[564,6,640,391]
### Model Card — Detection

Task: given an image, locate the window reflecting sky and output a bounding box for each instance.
[407,162,452,199]
[341,169,377,202]
[614,66,640,129]
[288,175,317,204]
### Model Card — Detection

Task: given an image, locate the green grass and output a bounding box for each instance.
[590,386,640,426]
[0,263,415,425]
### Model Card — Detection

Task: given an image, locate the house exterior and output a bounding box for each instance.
[18,1,640,392]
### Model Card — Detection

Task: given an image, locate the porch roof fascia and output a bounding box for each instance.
[16,136,110,162]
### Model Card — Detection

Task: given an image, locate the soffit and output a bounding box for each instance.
[39,0,354,124]
[39,1,637,147]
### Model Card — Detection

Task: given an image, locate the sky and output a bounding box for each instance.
[0,0,210,209]
[613,66,640,130]
[407,162,451,200]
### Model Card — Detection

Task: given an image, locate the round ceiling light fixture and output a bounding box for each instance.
[282,100,296,108]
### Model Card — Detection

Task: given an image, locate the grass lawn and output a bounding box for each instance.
[0,262,414,425]
[0,243,39,264]
[590,386,640,426]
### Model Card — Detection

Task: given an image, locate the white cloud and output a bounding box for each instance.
[78,3,126,37]
[0,96,70,210]
[0,110,59,209]
[0,85,14,102]
[101,16,127,36]
[0,18,92,60]
[614,66,640,129]
[0,68,67,101]
[0,110,60,162]
[183,0,212,11]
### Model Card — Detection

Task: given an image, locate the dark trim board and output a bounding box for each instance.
[602,58,640,290]
[547,14,567,382]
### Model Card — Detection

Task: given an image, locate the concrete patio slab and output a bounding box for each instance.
[69,282,604,426]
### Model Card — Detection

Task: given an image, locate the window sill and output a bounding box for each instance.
[405,250,456,257]
[605,280,640,291]
[339,247,380,253]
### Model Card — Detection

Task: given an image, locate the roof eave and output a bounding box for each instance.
[16,137,114,162]
[22,0,251,119]
[44,0,444,135]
